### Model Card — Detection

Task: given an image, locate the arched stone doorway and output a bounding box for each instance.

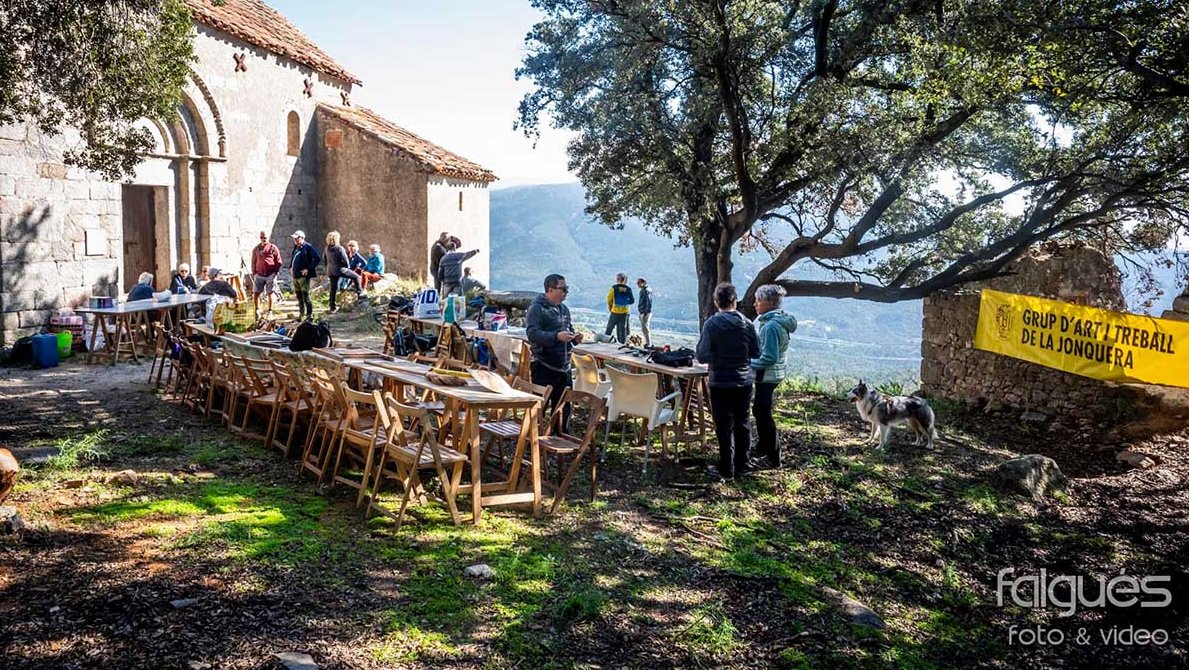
[122,75,226,291]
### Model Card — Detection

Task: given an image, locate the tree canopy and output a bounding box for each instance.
[0,0,194,179]
[517,0,1189,320]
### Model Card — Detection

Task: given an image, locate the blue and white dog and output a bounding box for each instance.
[846,381,937,450]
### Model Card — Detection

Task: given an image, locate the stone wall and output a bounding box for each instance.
[920,242,1148,419]
[315,109,430,282]
[0,128,124,338]
[0,23,350,345]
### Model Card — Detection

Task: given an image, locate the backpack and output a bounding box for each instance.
[471,337,498,369]
[391,327,434,357]
[648,346,695,367]
[7,336,34,365]
[387,295,413,315]
[290,320,333,352]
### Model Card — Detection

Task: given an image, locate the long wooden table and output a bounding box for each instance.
[344,358,543,523]
[77,294,212,365]
[573,342,712,448]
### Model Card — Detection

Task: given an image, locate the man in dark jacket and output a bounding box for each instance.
[429,231,450,291]
[696,282,760,481]
[437,242,480,296]
[527,273,583,419]
[636,277,653,347]
[290,230,320,320]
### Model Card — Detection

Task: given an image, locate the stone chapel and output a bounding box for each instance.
[0,0,496,344]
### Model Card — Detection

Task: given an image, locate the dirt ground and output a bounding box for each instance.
[1,353,1187,669]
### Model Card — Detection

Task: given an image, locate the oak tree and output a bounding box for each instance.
[0,0,194,179]
[517,0,1189,320]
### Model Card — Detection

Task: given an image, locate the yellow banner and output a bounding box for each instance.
[974,289,1188,388]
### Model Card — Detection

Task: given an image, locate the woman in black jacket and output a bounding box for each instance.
[324,230,362,313]
[696,282,760,481]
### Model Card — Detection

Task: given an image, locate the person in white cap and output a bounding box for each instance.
[290,230,320,320]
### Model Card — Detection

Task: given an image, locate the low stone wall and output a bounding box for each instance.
[920,242,1151,420]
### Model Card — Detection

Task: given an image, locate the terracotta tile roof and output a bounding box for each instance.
[185,0,361,85]
[318,104,497,182]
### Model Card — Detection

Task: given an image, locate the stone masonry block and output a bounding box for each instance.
[18,309,50,329]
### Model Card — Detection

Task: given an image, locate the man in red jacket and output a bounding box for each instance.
[251,230,283,314]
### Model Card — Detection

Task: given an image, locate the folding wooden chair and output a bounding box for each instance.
[204,348,237,421]
[237,358,283,443]
[368,393,468,529]
[223,353,254,432]
[147,323,176,389]
[298,370,346,485]
[540,389,607,514]
[178,342,211,412]
[478,377,552,469]
[268,360,314,457]
[328,382,388,507]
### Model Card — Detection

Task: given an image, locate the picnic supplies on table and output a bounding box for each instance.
[425,370,469,387]
[471,368,514,395]
[412,288,441,318]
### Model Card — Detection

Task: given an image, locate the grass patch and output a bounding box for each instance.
[41,430,109,471]
[677,601,740,663]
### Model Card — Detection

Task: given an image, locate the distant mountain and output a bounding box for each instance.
[490,183,922,380]
[489,183,1186,381]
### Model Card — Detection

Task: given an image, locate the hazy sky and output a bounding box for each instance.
[269,0,575,187]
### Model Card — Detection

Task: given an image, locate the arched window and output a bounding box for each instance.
[286,111,300,156]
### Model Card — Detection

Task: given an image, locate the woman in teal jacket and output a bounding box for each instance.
[749,284,797,468]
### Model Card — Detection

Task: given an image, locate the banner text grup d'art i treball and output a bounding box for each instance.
[973,289,1187,388]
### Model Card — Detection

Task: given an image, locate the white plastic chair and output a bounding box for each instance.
[572,352,612,399]
[603,366,680,474]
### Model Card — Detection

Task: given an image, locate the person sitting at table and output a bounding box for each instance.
[461,266,486,294]
[198,267,238,300]
[360,244,385,291]
[197,266,211,288]
[171,263,198,294]
[127,272,155,301]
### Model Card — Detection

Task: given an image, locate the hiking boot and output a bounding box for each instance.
[328,307,338,314]
[706,465,734,482]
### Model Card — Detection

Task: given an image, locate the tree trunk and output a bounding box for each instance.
[692,216,736,325]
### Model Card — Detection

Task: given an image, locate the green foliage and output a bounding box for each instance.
[0,0,195,178]
[518,0,1189,316]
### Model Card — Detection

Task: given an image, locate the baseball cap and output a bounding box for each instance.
[207,267,222,278]
[291,230,305,238]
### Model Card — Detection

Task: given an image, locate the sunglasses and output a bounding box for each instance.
[551,285,569,293]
